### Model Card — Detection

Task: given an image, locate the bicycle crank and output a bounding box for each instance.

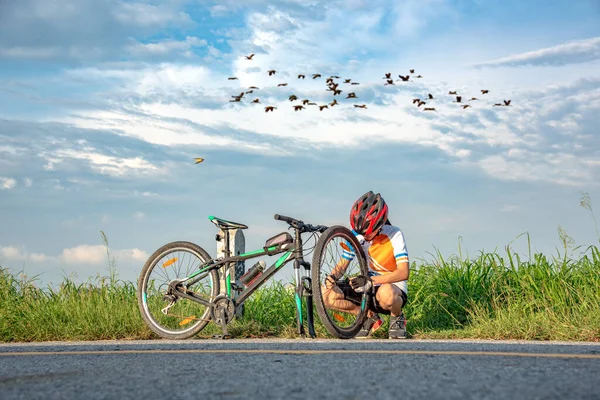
[210,295,235,339]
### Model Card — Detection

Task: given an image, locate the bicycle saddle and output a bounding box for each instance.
[208,215,248,230]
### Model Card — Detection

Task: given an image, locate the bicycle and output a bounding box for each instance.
[137,213,328,339]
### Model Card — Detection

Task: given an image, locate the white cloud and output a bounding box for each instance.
[473,36,600,68]
[1,246,27,260]
[1,177,16,190]
[43,147,164,178]
[59,244,148,265]
[29,253,48,263]
[478,152,599,187]
[60,245,106,265]
[0,244,148,266]
[127,36,207,56]
[32,1,599,188]
[112,2,193,28]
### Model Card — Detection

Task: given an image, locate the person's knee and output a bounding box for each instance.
[323,287,340,307]
[376,284,403,309]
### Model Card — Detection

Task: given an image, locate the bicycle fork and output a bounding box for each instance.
[294,259,316,338]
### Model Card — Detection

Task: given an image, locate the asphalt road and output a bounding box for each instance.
[1,339,599,400]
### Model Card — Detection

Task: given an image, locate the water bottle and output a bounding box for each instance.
[240,260,266,286]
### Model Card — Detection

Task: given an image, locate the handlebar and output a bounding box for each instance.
[274,214,328,233]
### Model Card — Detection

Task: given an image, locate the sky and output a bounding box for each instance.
[1,0,600,287]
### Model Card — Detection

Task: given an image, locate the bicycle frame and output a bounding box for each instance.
[175,224,317,338]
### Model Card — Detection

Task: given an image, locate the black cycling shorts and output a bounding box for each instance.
[336,280,408,315]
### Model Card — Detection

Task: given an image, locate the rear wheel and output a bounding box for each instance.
[137,241,220,339]
[312,226,369,339]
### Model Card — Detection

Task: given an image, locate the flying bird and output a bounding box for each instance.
[302,99,310,105]
[330,75,340,79]
[469,97,478,101]
[384,79,395,85]
[330,99,338,107]
[449,91,457,95]
[416,75,423,78]
[424,107,436,111]
[333,89,343,95]
[481,89,489,94]
[417,100,426,107]
[454,96,462,103]
[462,105,471,109]
[267,70,276,76]
[412,98,421,104]
[319,105,329,111]
[398,75,410,81]
[409,69,415,74]
[265,106,277,112]
[194,158,204,164]
[350,82,360,85]
[249,86,259,89]
[228,77,238,80]
[346,92,357,99]
[245,90,253,94]
[504,100,511,106]
[354,104,367,108]
[344,79,352,83]
[312,74,321,79]
[493,103,502,106]
[277,83,288,86]
[298,74,305,79]
[252,98,260,103]
[244,53,255,60]
[293,105,305,111]
[289,95,298,101]
[384,73,392,79]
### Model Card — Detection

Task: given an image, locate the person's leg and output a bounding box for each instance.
[322,280,361,315]
[374,284,407,339]
[374,283,404,316]
[355,285,383,339]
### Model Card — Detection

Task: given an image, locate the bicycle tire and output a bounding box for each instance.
[311,225,369,339]
[137,241,220,340]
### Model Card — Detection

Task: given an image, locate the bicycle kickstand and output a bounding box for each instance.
[212,308,232,340]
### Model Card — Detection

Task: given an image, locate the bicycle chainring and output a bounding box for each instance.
[210,295,235,325]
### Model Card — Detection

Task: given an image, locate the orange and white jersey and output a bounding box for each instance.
[342,224,409,294]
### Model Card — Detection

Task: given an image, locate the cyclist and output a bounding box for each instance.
[323,191,409,339]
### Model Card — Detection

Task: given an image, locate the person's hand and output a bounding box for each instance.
[325,274,338,289]
[350,275,373,293]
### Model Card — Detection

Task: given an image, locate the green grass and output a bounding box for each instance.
[2,236,599,342]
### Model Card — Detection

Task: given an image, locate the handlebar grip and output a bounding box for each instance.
[274,214,295,223]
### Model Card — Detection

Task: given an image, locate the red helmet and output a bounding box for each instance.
[350,191,388,236]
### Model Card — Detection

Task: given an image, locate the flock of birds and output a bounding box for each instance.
[225,53,513,113]
[193,53,514,164]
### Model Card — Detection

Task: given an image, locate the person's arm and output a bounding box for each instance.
[324,238,355,281]
[371,262,409,284]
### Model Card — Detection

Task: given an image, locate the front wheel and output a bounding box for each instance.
[137,241,220,339]
[312,225,369,339]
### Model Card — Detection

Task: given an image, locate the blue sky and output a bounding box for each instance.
[1,0,600,286]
